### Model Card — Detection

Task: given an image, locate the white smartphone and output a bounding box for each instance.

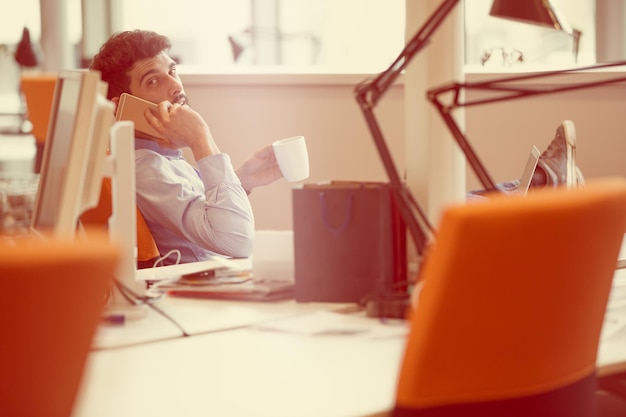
[115,93,164,139]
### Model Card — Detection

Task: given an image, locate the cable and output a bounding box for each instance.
[108,277,190,337]
[152,249,181,268]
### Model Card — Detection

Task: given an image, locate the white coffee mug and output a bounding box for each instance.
[272,136,310,182]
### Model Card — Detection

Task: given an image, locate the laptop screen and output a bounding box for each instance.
[518,145,540,195]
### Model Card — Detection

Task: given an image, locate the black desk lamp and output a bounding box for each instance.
[355,0,619,261]
[427,60,626,192]
[355,0,460,259]
[489,0,582,63]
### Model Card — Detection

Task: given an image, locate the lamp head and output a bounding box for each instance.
[489,0,573,35]
[490,0,581,62]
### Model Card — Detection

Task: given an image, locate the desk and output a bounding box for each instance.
[73,242,626,417]
[92,292,356,349]
[73,313,406,417]
[95,255,354,348]
[74,281,626,417]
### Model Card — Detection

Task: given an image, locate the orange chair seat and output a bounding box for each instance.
[394,178,626,415]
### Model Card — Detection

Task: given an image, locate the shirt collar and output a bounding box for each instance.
[134,138,183,159]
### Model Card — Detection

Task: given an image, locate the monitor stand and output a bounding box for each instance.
[103,121,148,321]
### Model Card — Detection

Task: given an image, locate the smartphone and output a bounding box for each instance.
[115,93,164,139]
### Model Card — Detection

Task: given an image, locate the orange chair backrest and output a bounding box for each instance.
[80,177,160,264]
[0,231,118,417]
[395,178,626,410]
[20,73,57,144]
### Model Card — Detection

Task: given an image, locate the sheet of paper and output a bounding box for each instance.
[253,311,409,339]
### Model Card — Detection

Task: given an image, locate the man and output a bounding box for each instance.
[90,30,282,264]
[468,120,585,198]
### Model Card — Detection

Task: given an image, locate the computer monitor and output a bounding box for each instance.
[30,69,143,308]
[30,69,114,239]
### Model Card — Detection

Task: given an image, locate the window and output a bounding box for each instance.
[464,0,596,69]
[113,0,405,73]
[10,1,623,74]
[0,0,41,44]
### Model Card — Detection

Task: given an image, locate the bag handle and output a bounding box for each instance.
[320,191,353,234]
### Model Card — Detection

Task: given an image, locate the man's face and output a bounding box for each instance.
[125,51,188,106]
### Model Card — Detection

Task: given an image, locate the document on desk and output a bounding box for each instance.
[151,278,295,302]
[253,311,409,339]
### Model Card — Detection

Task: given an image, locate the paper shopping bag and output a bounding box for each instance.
[292,181,406,303]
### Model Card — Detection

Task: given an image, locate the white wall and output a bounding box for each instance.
[464,70,626,191]
[181,69,626,232]
[180,73,405,231]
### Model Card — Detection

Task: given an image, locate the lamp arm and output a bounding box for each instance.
[359,103,433,257]
[427,60,626,190]
[354,0,461,258]
[355,0,460,107]
[430,61,626,111]
[430,94,498,191]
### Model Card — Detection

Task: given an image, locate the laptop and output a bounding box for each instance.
[135,257,240,281]
[517,145,541,196]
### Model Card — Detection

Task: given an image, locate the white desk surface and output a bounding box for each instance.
[73,313,407,417]
[153,295,358,336]
[93,294,358,350]
[92,304,185,350]
[76,244,626,417]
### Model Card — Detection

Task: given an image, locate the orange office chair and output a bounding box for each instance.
[20,73,57,173]
[80,177,161,267]
[0,231,119,417]
[394,178,626,416]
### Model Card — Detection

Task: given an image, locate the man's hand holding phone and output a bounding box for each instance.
[115,93,165,141]
[116,93,219,159]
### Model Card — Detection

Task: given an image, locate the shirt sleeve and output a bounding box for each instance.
[135,150,255,258]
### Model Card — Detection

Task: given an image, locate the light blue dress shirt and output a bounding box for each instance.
[134,139,254,265]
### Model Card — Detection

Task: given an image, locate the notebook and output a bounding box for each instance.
[159,280,295,302]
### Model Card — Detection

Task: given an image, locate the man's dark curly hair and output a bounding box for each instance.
[89,30,171,100]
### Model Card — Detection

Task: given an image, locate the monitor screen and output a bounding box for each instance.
[31,70,111,239]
